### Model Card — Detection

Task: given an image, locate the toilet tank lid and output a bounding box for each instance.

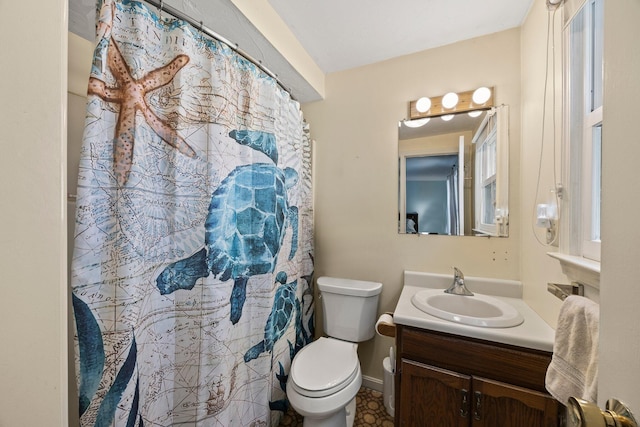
[317,276,382,297]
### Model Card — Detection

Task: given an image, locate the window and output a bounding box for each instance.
[473,106,508,237]
[563,0,603,261]
[475,116,497,233]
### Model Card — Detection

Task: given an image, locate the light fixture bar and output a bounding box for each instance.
[409,87,494,120]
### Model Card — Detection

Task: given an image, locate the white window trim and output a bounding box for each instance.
[473,105,509,237]
[474,122,498,236]
[552,0,602,284]
[547,252,600,288]
[581,106,602,261]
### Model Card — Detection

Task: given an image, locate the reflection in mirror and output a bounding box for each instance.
[405,154,461,234]
[398,107,509,237]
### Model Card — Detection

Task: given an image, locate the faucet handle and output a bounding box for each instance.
[445,267,473,296]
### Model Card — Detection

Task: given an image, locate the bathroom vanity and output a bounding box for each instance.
[393,271,561,427]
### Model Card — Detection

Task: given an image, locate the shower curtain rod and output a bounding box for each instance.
[141,0,295,100]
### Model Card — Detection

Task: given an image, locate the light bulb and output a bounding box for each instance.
[441,114,454,121]
[472,87,491,105]
[403,118,430,128]
[468,110,482,118]
[442,92,459,109]
[416,97,432,113]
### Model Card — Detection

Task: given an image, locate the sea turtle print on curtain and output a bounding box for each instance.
[156,130,300,325]
[70,1,314,426]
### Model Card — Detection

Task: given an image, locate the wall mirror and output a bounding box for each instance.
[398,89,509,237]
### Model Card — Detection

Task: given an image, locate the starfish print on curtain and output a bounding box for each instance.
[88,37,196,186]
[72,1,314,425]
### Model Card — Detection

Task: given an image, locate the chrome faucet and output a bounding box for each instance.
[444,267,474,296]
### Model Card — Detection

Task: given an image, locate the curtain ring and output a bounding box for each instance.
[199,20,204,35]
[159,0,163,21]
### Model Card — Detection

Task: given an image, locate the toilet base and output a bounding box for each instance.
[302,397,356,427]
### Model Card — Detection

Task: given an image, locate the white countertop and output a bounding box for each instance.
[393,271,555,352]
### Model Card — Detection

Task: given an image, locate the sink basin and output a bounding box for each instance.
[411,289,524,328]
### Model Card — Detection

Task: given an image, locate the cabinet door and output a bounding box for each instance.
[400,360,470,427]
[471,377,559,427]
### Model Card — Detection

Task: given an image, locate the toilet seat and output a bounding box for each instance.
[290,337,359,398]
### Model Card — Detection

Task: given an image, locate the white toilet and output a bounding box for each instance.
[287,276,382,427]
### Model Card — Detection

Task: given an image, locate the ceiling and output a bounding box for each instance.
[266,0,534,74]
[68,0,534,101]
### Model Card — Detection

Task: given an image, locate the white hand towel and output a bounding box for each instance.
[545,295,599,405]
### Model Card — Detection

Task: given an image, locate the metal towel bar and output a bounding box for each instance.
[547,282,584,301]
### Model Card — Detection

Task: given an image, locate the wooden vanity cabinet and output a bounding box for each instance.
[395,325,561,427]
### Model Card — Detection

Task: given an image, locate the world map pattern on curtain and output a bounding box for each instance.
[70,1,314,425]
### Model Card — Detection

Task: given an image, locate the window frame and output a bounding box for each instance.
[560,0,603,262]
[473,106,509,237]
[474,120,498,236]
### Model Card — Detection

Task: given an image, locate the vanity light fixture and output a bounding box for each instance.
[441,114,455,121]
[546,0,563,10]
[415,97,432,113]
[472,87,492,105]
[403,118,430,128]
[442,92,459,109]
[408,86,495,120]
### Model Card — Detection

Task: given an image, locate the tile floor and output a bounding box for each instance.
[279,387,394,427]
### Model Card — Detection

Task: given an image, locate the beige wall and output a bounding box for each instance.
[519,0,567,324]
[399,131,471,156]
[0,0,68,425]
[599,0,640,412]
[303,28,522,380]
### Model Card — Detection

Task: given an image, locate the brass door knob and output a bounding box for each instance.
[567,397,637,427]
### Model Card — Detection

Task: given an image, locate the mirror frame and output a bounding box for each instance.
[398,91,509,237]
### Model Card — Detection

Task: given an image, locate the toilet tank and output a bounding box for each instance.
[317,276,382,342]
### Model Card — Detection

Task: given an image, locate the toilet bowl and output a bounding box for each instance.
[288,337,362,427]
[287,277,382,427]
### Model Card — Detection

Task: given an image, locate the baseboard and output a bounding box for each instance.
[361,375,383,392]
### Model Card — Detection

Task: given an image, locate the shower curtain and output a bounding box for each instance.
[70,1,314,425]
[446,166,459,235]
